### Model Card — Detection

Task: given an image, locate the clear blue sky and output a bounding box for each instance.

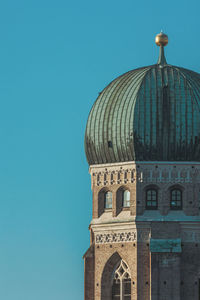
[0,0,199,299]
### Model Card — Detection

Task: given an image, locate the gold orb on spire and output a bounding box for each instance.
[155,32,168,46]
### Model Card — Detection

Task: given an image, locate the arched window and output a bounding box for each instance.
[122,190,130,207]
[104,191,112,209]
[146,189,157,209]
[112,260,131,300]
[170,189,182,209]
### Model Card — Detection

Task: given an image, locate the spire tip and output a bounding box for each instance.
[155,32,168,65]
[155,32,168,47]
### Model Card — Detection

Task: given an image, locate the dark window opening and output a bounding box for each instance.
[108,141,113,148]
[112,280,120,299]
[123,278,131,299]
[146,189,158,210]
[170,189,182,210]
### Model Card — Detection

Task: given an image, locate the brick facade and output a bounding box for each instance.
[84,162,200,299]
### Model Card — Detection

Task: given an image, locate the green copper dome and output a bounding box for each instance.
[85,36,200,165]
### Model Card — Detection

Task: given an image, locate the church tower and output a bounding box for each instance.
[83,33,200,300]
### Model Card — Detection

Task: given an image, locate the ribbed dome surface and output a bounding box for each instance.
[85,60,200,165]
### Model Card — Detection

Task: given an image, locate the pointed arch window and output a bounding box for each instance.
[112,260,131,300]
[122,190,130,207]
[104,191,112,209]
[170,189,182,210]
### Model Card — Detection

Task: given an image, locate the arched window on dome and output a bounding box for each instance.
[146,188,158,209]
[104,191,112,209]
[170,189,182,210]
[122,190,130,208]
[112,260,131,300]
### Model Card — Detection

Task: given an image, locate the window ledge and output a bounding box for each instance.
[146,207,158,210]
[122,207,130,211]
[104,208,112,212]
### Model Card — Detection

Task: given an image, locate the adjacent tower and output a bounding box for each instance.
[84,33,200,300]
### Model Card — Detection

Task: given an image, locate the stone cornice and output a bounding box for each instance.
[89,161,200,187]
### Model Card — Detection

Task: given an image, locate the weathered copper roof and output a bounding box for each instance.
[85,44,200,165]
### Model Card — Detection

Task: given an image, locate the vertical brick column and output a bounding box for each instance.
[112,189,117,217]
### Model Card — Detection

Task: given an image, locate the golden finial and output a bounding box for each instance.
[155,31,168,47]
